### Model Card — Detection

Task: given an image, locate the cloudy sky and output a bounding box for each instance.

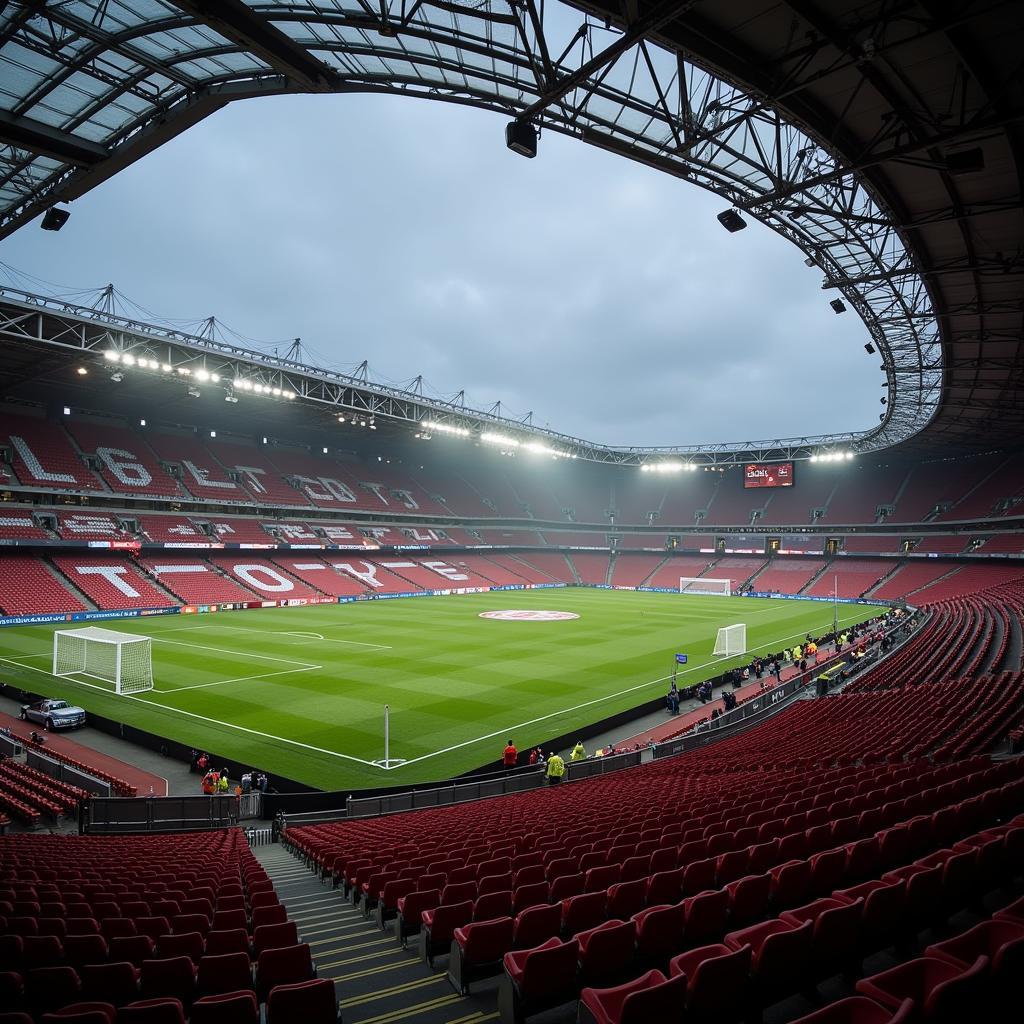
[1,91,880,447]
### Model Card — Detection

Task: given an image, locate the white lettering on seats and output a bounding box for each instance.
[274,523,318,541]
[394,489,420,510]
[362,482,389,506]
[166,522,203,537]
[331,561,383,588]
[408,528,442,542]
[75,565,141,598]
[10,436,76,483]
[183,460,237,490]
[322,525,358,542]
[421,560,469,581]
[61,514,120,536]
[0,516,35,527]
[151,564,210,575]
[96,447,152,487]
[296,476,357,503]
[233,466,268,494]
[231,564,294,593]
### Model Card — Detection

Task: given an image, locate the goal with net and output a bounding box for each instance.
[679,577,732,596]
[52,627,154,695]
[713,623,747,658]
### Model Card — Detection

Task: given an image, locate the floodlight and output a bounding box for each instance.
[369,422,377,430]
[62,406,71,416]
[110,372,124,382]
[830,299,847,314]
[211,373,220,384]
[845,452,855,460]
[210,430,216,438]
[187,386,200,398]
[121,354,136,366]
[506,120,537,158]
[103,351,119,362]
[322,447,328,454]
[41,207,70,231]
[272,388,282,396]
[262,436,268,444]
[337,414,347,423]
[196,369,210,382]
[286,391,296,399]
[76,366,87,375]
[804,256,816,267]
[161,363,172,372]
[140,419,146,426]
[717,209,747,232]
[864,342,875,354]
[224,395,238,404]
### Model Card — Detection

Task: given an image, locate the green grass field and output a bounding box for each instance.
[0,590,871,791]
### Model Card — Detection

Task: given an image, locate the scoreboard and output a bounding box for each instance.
[744,462,794,489]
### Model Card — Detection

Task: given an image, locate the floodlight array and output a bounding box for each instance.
[480,431,575,459]
[233,379,297,399]
[640,462,698,472]
[423,420,471,436]
[810,451,856,463]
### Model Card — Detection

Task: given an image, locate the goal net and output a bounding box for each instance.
[713,623,747,658]
[679,577,732,596]
[53,627,154,695]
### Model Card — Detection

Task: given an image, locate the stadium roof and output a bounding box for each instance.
[1,1,1021,456]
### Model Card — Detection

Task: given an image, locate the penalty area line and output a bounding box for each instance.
[209,623,393,650]
[390,608,869,771]
[155,664,323,693]
[0,655,378,768]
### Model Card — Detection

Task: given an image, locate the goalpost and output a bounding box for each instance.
[53,627,154,695]
[679,577,732,596]
[713,623,747,658]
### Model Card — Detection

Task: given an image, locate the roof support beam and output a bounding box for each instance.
[168,0,342,89]
[0,109,108,166]
[515,0,701,123]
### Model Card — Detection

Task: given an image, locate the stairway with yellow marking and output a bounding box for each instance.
[255,843,503,1024]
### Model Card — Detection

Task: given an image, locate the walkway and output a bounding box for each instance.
[255,843,501,1024]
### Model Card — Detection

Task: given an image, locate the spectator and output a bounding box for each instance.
[528,748,538,766]
[546,752,565,786]
[503,739,518,771]
[241,772,252,794]
[570,741,586,761]
[218,770,229,794]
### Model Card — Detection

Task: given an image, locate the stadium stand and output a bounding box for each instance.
[842,536,903,553]
[890,455,1005,524]
[205,440,310,506]
[643,556,718,589]
[144,432,251,503]
[804,561,895,599]
[137,558,261,605]
[52,556,175,610]
[0,413,101,492]
[905,564,1024,604]
[208,557,323,601]
[935,453,1024,522]
[976,534,1024,554]
[0,510,51,540]
[615,534,670,549]
[751,558,827,595]
[64,420,184,499]
[542,531,612,547]
[913,536,970,554]
[137,515,212,544]
[714,558,767,592]
[869,563,961,603]
[476,529,546,546]
[0,556,87,615]
[657,475,719,526]
[823,466,910,524]
[759,472,837,524]
[570,553,612,585]
[284,650,1024,1024]
[609,553,668,588]
[53,512,135,542]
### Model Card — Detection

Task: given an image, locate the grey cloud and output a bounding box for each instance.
[3,92,879,447]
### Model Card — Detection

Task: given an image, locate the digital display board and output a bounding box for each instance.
[744,462,794,489]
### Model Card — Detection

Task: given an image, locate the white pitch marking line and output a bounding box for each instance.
[210,623,393,650]
[149,636,320,668]
[156,665,322,693]
[386,608,869,770]
[0,655,378,768]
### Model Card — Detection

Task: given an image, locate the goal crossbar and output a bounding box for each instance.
[53,627,154,695]
[713,623,747,658]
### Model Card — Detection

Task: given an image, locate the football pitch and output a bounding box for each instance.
[0,590,872,791]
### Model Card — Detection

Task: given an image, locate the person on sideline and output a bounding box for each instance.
[546,752,566,786]
[570,741,587,761]
[503,739,518,771]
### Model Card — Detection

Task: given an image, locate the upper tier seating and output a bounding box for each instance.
[823,466,910,524]
[478,554,554,584]
[759,472,837,524]
[712,558,767,592]
[843,537,903,553]
[935,453,1024,521]
[908,564,1024,604]
[0,556,86,615]
[976,534,1024,554]
[138,516,213,544]
[0,414,100,491]
[500,552,575,583]
[476,529,545,546]
[891,454,1004,523]
[205,441,309,506]
[65,421,184,498]
[144,434,253,504]
[616,534,670,550]
[643,556,717,589]
[52,556,173,610]
[913,536,969,554]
